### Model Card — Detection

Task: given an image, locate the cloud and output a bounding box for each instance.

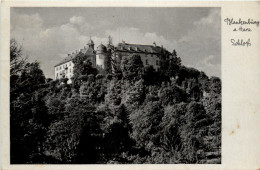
[104,27,177,51]
[11,13,43,31]
[194,9,219,26]
[11,12,178,78]
[177,8,221,77]
[179,8,220,43]
[196,55,221,77]
[201,55,215,66]
[11,9,221,78]
[69,16,85,25]
[11,13,92,78]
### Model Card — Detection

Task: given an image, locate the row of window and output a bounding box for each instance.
[117,52,156,58]
[56,73,73,79]
[56,68,73,74]
[145,54,154,57]
[63,69,72,74]
[145,59,159,66]
[56,62,72,71]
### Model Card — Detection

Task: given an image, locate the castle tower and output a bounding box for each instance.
[96,43,107,69]
[87,38,94,49]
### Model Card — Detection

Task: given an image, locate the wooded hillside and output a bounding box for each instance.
[10,39,221,164]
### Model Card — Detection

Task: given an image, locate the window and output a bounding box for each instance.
[146,59,148,65]
[69,62,71,66]
[70,68,71,73]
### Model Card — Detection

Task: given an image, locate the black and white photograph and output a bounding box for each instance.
[10,7,221,164]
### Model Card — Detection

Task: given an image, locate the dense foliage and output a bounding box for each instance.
[10,40,221,164]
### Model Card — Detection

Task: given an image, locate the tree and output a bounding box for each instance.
[10,39,27,76]
[142,66,160,85]
[72,52,98,90]
[105,79,123,106]
[10,39,49,163]
[120,54,144,81]
[158,103,187,163]
[167,55,182,78]
[104,52,112,74]
[121,79,145,108]
[23,62,46,84]
[96,104,135,163]
[158,49,181,81]
[209,76,221,94]
[44,98,102,163]
[129,101,164,152]
[159,85,187,106]
[108,35,113,46]
[11,91,49,163]
[177,102,211,163]
[177,66,200,86]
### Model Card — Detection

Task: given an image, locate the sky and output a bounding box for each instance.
[11,7,221,78]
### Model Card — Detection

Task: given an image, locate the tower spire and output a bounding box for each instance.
[87,35,94,49]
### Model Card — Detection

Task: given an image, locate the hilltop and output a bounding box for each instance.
[10,39,221,164]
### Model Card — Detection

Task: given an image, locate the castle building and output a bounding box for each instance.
[54,39,96,84]
[112,42,169,72]
[96,43,107,69]
[54,38,177,84]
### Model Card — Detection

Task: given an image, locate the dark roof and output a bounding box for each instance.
[97,44,107,51]
[87,39,94,45]
[80,46,95,56]
[54,46,95,67]
[54,54,75,67]
[116,43,163,54]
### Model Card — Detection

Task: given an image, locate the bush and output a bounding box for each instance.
[96,74,103,79]
[88,74,95,82]
[78,75,88,81]
[106,74,113,80]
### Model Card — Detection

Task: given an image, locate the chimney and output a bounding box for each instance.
[153,41,157,47]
